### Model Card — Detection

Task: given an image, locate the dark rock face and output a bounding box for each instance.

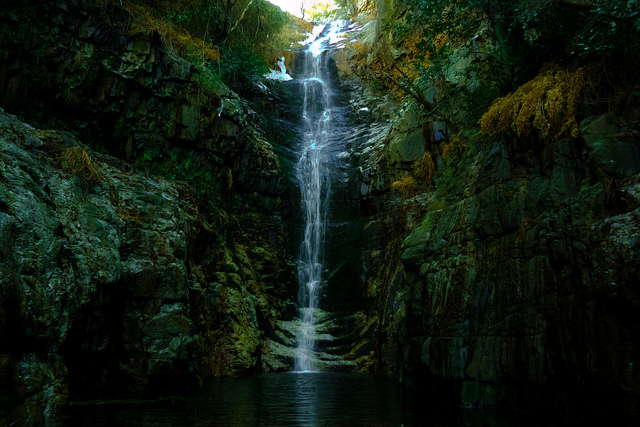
[0,1,303,422]
[352,118,640,420]
[319,16,640,419]
[0,0,287,198]
[0,109,299,423]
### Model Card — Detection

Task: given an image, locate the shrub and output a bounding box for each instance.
[135,150,221,198]
[391,175,416,198]
[124,1,221,64]
[413,152,436,186]
[479,63,585,139]
[122,0,304,87]
[58,146,102,183]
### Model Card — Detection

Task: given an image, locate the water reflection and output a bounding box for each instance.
[54,372,565,427]
[198,372,405,425]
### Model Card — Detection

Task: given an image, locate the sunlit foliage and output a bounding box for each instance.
[122,0,309,88]
[480,63,585,139]
[307,1,339,21]
[333,0,367,17]
[391,175,416,198]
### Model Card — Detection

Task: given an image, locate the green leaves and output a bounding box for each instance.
[570,0,639,57]
[214,43,269,91]
[136,149,221,197]
[130,0,290,88]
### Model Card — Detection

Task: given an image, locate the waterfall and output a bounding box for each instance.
[294,22,346,372]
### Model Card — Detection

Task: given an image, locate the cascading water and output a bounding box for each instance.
[294,22,348,372]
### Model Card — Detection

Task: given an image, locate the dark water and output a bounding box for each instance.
[54,372,562,426]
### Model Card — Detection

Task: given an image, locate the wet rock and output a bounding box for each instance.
[581,114,640,178]
[356,119,640,421]
[0,110,298,421]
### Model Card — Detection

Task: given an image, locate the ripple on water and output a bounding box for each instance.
[54,373,567,427]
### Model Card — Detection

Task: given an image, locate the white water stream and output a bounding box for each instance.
[294,21,349,372]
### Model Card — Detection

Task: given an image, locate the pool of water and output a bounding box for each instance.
[53,372,563,426]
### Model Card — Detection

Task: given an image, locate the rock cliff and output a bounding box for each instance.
[323,0,640,422]
[0,1,302,423]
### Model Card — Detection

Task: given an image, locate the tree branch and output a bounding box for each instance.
[228,0,256,36]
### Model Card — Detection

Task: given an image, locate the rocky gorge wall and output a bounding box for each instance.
[323,1,640,422]
[0,1,304,424]
[1,0,640,424]
[356,122,640,420]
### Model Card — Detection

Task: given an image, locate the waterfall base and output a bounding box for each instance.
[263,309,364,372]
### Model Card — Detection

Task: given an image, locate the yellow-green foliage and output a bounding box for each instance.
[480,63,585,139]
[391,153,436,198]
[391,176,416,198]
[392,32,450,80]
[305,1,338,20]
[263,16,314,65]
[441,142,453,161]
[272,16,314,50]
[59,146,102,182]
[413,152,436,185]
[441,135,465,162]
[124,1,220,64]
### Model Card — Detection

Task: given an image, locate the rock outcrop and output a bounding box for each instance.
[0,107,300,423]
[318,2,640,422]
[361,127,640,419]
[0,1,304,423]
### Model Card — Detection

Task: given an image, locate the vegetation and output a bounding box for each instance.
[119,0,309,89]
[480,63,586,139]
[391,151,438,198]
[333,0,366,17]
[304,1,339,20]
[340,0,635,217]
[0,2,55,104]
[366,0,640,131]
[391,175,416,198]
[58,146,103,183]
[0,0,312,205]
[136,149,224,198]
[399,0,640,67]
[413,152,436,188]
[132,0,291,45]
[124,2,222,64]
